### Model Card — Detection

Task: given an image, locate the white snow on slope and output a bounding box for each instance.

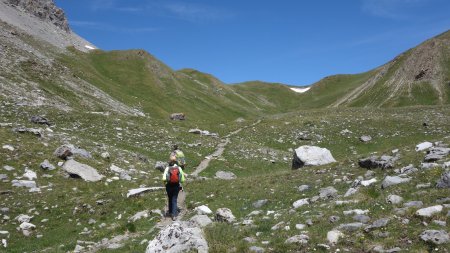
[290,87,310,93]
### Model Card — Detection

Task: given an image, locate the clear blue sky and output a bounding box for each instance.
[55,0,450,86]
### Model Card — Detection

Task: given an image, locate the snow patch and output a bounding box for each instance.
[290,87,310,93]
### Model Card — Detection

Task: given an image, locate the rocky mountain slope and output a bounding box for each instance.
[300,30,450,108]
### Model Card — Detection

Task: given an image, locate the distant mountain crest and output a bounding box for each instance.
[5,0,69,31]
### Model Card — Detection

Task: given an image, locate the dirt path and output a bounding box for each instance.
[151,119,261,229]
[191,119,261,176]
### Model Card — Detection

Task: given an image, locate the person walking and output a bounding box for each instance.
[170,144,186,170]
[162,157,185,221]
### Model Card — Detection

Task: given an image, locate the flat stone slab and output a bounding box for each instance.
[127,187,164,198]
[62,160,104,182]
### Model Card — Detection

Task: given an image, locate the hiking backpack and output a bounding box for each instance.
[166,166,180,184]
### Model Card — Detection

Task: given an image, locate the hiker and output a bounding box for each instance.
[170,144,186,170]
[162,157,185,221]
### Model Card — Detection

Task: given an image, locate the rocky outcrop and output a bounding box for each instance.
[6,0,70,31]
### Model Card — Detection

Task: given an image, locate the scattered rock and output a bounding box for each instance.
[327,230,344,245]
[215,208,235,223]
[30,116,50,126]
[11,180,36,188]
[436,170,450,188]
[420,230,450,245]
[360,135,372,143]
[194,205,212,215]
[293,198,310,209]
[319,187,338,200]
[128,210,149,222]
[285,234,309,245]
[253,199,268,208]
[297,185,310,192]
[170,113,185,120]
[364,218,390,232]
[249,246,265,253]
[40,160,55,170]
[416,205,443,217]
[189,215,212,228]
[337,222,364,232]
[126,187,164,198]
[146,222,208,253]
[13,127,42,137]
[424,147,450,162]
[359,155,397,169]
[2,145,14,151]
[214,171,236,180]
[54,144,91,160]
[292,145,336,169]
[62,160,104,182]
[381,176,411,189]
[416,142,433,151]
[386,195,403,204]
[154,161,167,172]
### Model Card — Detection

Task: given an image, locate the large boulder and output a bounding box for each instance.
[62,160,104,182]
[146,222,208,253]
[292,145,336,169]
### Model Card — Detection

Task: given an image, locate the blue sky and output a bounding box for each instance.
[55,0,450,86]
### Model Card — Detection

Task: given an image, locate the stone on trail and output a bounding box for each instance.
[189,215,213,228]
[146,222,208,253]
[194,205,212,215]
[62,160,104,182]
[420,230,450,245]
[292,145,336,169]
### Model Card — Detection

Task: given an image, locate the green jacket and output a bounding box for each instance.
[162,165,185,184]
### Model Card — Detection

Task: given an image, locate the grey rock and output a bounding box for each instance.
[215,171,236,180]
[421,163,440,170]
[360,135,372,142]
[11,180,36,188]
[54,144,91,160]
[415,142,433,151]
[170,113,185,120]
[40,159,55,170]
[436,197,450,204]
[249,246,265,253]
[285,234,309,244]
[416,205,443,217]
[128,210,149,222]
[0,174,7,180]
[30,115,50,126]
[353,214,371,224]
[3,165,15,171]
[292,145,336,169]
[381,176,411,189]
[424,147,450,162]
[403,201,423,208]
[189,215,212,228]
[298,185,310,192]
[327,230,344,245]
[154,161,167,172]
[337,222,364,232]
[420,230,450,245]
[394,164,418,175]
[319,186,338,200]
[386,195,403,204]
[364,218,390,232]
[215,208,235,223]
[13,127,42,137]
[358,155,397,169]
[292,198,310,209]
[436,170,450,188]
[372,245,402,253]
[253,199,268,208]
[329,216,340,223]
[146,222,208,253]
[62,160,104,182]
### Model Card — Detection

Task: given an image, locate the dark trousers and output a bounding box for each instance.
[166,184,180,217]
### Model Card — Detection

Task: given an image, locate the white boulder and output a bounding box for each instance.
[292,145,336,169]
